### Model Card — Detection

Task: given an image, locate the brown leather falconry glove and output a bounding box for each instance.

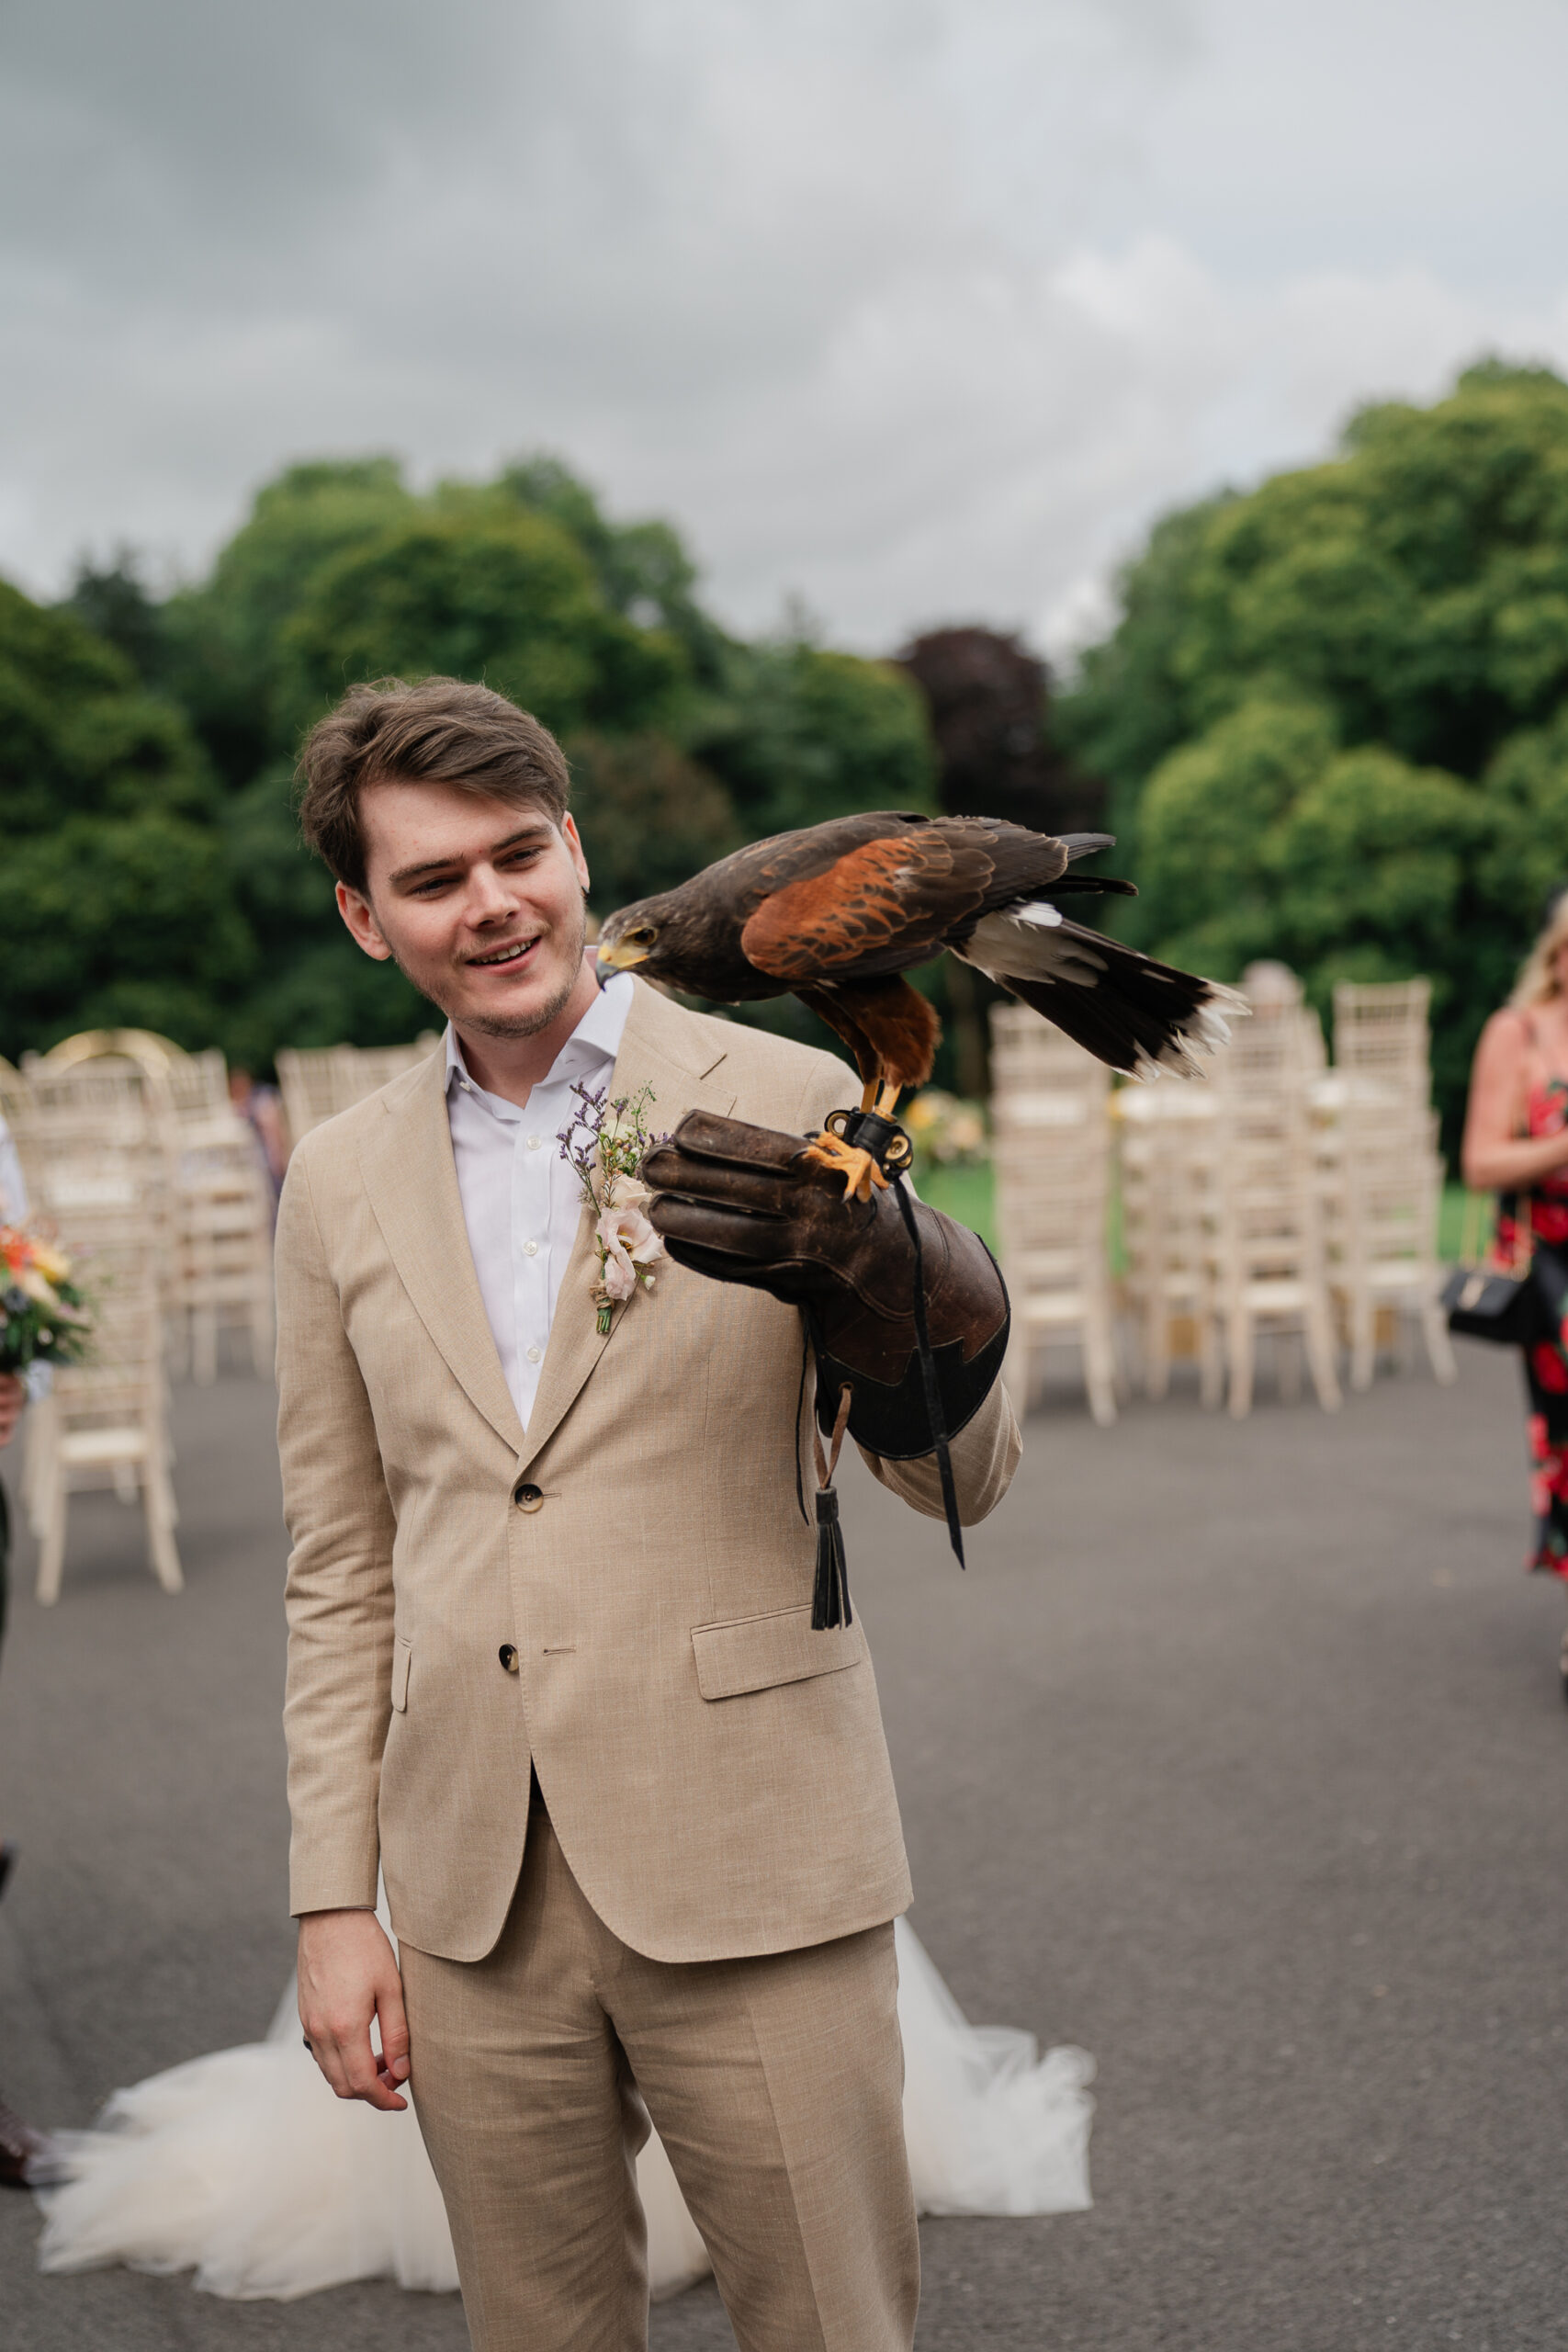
[643,1108,1010,1475]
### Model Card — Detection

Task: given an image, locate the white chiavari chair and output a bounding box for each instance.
[989,1007,1118,1425]
[1203,1022,1342,1419]
[27,1220,181,1603]
[276,1037,440,1147]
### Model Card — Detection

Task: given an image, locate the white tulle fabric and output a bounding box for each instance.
[35,1917,1093,2304]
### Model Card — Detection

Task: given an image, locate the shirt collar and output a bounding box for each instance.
[444,969,635,1108]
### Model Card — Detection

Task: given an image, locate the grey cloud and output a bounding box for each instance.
[1,0,1565,651]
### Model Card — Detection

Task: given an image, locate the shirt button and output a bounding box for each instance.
[498,1643,519,1672]
[523,1239,538,1257]
[525,1345,541,1363]
[513,1482,543,1512]
[526,1135,542,1150]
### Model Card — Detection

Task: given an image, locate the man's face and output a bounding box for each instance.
[339,782,592,1037]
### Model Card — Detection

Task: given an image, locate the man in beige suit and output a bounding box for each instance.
[279,677,1020,2350]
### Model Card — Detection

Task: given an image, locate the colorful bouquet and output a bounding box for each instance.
[558,1082,670,1336]
[0,1222,92,1374]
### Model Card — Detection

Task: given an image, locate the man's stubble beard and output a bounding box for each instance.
[390,899,590,1041]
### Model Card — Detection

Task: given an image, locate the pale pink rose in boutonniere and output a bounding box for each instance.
[595,1202,664,1305]
[558,1080,671,1334]
[603,1170,654,1213]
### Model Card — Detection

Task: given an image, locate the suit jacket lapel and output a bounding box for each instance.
[517,979,737,1472]
[355,1050,528,1459]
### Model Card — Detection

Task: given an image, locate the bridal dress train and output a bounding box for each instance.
[34,1915,1094,2303]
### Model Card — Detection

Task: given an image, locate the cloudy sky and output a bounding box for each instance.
[3,0,1566,659]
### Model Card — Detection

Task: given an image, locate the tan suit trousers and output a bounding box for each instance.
[400,1790,919,2352]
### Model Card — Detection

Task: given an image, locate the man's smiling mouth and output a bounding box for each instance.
[467,936,540,969]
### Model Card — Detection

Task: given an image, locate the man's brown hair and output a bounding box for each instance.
[296,676,571,892]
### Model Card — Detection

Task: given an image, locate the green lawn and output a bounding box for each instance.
[922,1161,1493,1270]
[917,1160,998,1246]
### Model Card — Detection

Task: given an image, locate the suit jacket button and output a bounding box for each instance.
[513,1482,544,1513]
[499,1644,519,1672]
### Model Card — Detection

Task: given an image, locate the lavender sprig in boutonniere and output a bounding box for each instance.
[558,1081,671,1335]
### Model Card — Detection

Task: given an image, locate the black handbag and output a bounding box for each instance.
[1442,1258,1540,1344]
[1443,1201,1568,1345]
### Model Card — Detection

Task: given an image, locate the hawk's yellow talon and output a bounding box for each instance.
[803,1132,889,1204]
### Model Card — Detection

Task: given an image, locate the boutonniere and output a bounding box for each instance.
[558,1081,670,1335]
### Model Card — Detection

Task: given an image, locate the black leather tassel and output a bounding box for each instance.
[809,1383,854,1631]
[812,1486,852,1629]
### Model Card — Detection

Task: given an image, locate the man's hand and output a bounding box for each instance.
[0,1374,25,1452]
[297,1908,411,2111]
[644,1112,1009,1463]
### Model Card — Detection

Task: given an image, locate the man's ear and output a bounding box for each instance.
[561,812,591,895]
[336,880,393,963]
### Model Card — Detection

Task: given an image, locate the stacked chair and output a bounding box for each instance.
[1116,985,1341,1419]
[160,1051,276,1385]
[1118,1068,1223,1407]
[29,1032,275,1386]
[988,1005,1119,1426]
[1204,1011,1342,1419]
[276,1037,439,1146]
[986,964,1449,1422]
[10,1046,183,1601]
[1332,978,1431,1099]
[27,1227,181,1606]
[5,1025,442,1600]
[1326,981,1454,1390]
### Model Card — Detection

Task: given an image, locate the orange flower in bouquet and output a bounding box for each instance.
[0,1222,93,1374]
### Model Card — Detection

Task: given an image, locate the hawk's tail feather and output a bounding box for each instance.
[960,909,1242,1079]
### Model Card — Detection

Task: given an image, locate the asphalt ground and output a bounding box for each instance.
[2,1342,1566,2352]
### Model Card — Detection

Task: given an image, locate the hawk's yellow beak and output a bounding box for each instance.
[596,938,650,977]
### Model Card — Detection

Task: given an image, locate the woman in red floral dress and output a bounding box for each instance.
[1464,897,1568,1686]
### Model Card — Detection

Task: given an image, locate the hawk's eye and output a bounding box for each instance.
[625,924,657,947]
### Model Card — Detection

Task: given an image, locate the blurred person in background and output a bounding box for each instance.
[227,1066,288,1211]
[1462,889,1568,1690]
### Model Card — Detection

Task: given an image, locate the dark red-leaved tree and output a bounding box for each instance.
[897,627,1106,1093]
[897,627,1104,833]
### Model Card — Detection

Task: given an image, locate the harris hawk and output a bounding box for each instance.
[596,809,1236,1200]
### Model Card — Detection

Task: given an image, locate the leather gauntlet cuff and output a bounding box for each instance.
[646,1110,1009,1600]
[807,1298,1010,1463]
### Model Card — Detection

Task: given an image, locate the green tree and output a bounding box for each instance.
[1057,362,1568,1131]
[1062,364,1568,814]
[694,637,937,841]
[567,732,739,917]
[1135,698,1337,977]
[164,458,416,787]
[498,457,729,685]
[62,549,169,688]
[0,579,252,1061]
[276,500,688,752]
[7,455,947,1071]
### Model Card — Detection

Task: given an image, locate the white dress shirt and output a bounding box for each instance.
[444,972,635,1430]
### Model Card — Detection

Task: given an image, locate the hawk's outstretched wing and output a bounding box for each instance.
[740,828,979,979]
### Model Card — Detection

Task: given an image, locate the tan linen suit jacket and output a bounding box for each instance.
[277,977,1021,1965]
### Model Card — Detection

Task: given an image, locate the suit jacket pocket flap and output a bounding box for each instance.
[692,1604,866,1701]
[390,1635,412,1713]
